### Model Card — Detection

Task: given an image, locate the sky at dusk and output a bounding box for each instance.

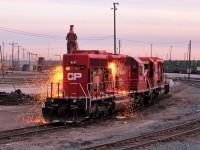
[1,0,200,60]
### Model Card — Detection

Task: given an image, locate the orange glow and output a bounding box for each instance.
[116,113,137,119]
[27,116,47,124]
[108,61,129,94]
[119,90,128,95]
[108,61,118,90]
[65,66,70,70]
[48,66,64,97]
[49,66,63,84]
[116,115,127,119]
[108,62,117,77]
[15,65,64,125]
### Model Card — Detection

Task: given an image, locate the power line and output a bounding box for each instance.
[0,27,63,39]
[120,38,188,45]
[1,26,199,45]
[191,41,200,44]
[0,26,113,40]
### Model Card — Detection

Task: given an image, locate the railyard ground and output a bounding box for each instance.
[0,73,200,150]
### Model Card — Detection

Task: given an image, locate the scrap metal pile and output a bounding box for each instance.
[0,89,33,105]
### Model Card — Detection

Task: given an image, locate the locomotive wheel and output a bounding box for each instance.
[107,101,115,115]
[143,93,149,105]
[133,95,144,110]
[148,93,154,105]
[154,91,159,101]
[92,104,99,118]
[140,95,145,108]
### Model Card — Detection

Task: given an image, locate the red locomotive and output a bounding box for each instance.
[42,26,169,122]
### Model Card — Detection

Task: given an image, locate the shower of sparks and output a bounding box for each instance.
[49,65,63,84]
[108,62,118,78]
[108,60,130,94]
[116,98,137,119]
[16,65,63,124]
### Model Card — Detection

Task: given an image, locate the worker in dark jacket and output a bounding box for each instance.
[66,25,79,54]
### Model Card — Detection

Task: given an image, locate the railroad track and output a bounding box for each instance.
[0,117,109,145]
[0,123,66,144]
[177,78,200,88]
[83,118,200,150]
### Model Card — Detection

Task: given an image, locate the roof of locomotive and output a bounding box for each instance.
[70,50,108,55]
[140,57,157,64]
[63,50,130,60]
[63,50,109,59]
[151,57,164,63]
[63,51,149,65]
[133,57,144,64]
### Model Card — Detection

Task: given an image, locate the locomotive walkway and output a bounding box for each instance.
[82,118,200,150]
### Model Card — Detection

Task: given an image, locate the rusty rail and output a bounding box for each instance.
[82,118,200,150]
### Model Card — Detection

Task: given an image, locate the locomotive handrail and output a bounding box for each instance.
[68,82,88,110]
[147,79,152,94]
[87,83,92,107]
[88,81,114,100]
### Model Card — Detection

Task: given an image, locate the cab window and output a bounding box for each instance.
[140,66,144,75]
[65,65,86,70]
[132,64,138,73]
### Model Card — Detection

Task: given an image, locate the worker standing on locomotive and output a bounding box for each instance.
[66,25,79,54]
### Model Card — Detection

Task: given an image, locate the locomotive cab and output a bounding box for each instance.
[130,57,147,91]
[151,57,166,86]
[140,57,158,88]
[63,52,89,98]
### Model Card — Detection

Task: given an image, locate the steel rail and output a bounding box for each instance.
[178,79,200,88]
[0,123,66,144]
[124,126,200,150]
[82,118,200,150]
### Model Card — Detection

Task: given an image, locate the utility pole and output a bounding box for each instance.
[187,44,189,61]
[0,46,4,78]
[111,2,119,54]
[170,46,172,61]
[22,48,25,65]
[188,40,191,79]
[2,42,4,63]
[31,53,38,71]
[151,44,153,57]
[118,40,121,54]
[16,45,22,71]
[29,52,31,71]
[18,46,20,71]
[22,48,25,59]
[55,55,62,65]
[184,53,186,61]
[48,43,49,60]
[9,42,17,71]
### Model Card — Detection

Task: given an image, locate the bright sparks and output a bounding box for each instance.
[116,99,137,119]
[16,65,64,124]
[108,62,117,77]
[49,65,63,84]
